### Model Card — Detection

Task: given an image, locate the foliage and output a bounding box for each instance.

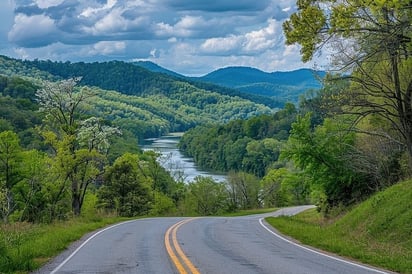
[179,104,297,176]
[284,0,412,168]
[226,171,261,210]
[98,153,153,217]
[0,131,22,222]
[0,75,43,148]
[266,180,412,273]
[36,79,116,216]
[282,113,374,212]
[260,168,309,207]
[186,176,228,215]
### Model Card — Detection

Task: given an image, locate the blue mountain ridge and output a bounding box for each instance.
[133,62,325,103]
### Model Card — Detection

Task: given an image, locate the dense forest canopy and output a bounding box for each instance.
[0,56,273,139]
[2,56,281,109]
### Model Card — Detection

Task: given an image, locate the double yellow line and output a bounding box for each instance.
[164,218,201,274]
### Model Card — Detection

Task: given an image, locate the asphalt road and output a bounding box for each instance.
[36,206,390,274]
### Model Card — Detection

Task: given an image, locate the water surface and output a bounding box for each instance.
[141,133,226,183]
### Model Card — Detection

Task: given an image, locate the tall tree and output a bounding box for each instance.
[36,79,116,216]
[282,113,370,210]
[0,131,22,222]
[283,0,412,167]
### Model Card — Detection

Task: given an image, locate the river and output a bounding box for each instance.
[140,133,227,183]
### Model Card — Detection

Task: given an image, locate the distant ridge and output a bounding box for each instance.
[132,61,184,78]
[133,62,326,103]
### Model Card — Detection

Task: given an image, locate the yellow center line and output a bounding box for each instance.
[165,218,201,274]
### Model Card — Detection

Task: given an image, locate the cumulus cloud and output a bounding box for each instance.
[200,19,282,56]
[35,0,65,9]
[0,0,326,75]
[162,0,272,12]
[92,40,125,55]
[8,13,60,47]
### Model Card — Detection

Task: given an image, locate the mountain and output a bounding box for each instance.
[131,62,326,104]
[0,55,275,139]
[196,66,326,103]
[2,57,279,108]
[133,61,184,78]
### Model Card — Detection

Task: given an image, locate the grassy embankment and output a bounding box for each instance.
[266,179,412,273]
[0,215,130,273]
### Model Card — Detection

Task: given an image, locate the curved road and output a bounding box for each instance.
[36,206,390,274]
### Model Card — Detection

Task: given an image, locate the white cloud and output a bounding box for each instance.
[35,0,64,9]
[8,13,59,47]
[90,8,126,35]
[92,41,126,55]
[200,19,282,56]
[0,0,329,75]
[155,16,213,38]
[243,19,281,53]
[80,0,117,18]
[200,35,243,55]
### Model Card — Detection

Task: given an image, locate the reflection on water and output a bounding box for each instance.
[141,133,227,183]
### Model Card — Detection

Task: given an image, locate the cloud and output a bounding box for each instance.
[162,0,272,12]
[0,0,327,75]
[35,0,65,9]
[200,19,282,56]
[91,40,125,55]
[8,13,60,47]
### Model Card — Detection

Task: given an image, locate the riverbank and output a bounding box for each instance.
[141,133,227,183]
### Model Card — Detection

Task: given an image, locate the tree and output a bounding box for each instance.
[0,131,22,222]
[99,153,152,217]
[281,113,370,211]
[36,79,116,216]
[187,176,227,215]
[260,168,309,207]
[36,78,95,136]
[226,171,261,210]
[13,149,49,222]
[284,0,412,167]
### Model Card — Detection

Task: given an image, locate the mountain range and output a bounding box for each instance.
[133,61,325,103]
[0,55,325,139]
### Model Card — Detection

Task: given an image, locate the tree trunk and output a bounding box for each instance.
[72,193,81,216]
[72,178,81,216]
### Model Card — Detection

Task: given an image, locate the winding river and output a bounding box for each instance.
[141,133,227,183]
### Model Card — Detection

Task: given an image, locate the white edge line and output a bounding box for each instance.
[258,218,389,274]
[50,219,137,274]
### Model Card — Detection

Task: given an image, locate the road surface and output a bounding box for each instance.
[35,206,390,274]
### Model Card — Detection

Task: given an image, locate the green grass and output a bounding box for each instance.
[266,180,412,273]
[219,207,278,217]
[0,216,130,274]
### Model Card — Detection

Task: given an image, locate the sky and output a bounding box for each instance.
[0,0,328,76]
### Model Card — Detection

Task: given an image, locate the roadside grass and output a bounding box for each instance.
[266,180,412,273]
[0,216,130,274]
[220,207,278,217]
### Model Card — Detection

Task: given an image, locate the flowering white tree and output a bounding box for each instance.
[36,78,120,216]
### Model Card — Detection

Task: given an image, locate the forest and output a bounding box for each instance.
[0,0,411,231]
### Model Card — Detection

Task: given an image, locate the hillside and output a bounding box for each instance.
[0,56,279,109]
[131,61,325,104]
[132,61,185,78]
[131,61,283,108]
[0,56,273,139]
[197,66,325,103]
[267,180,412,273]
